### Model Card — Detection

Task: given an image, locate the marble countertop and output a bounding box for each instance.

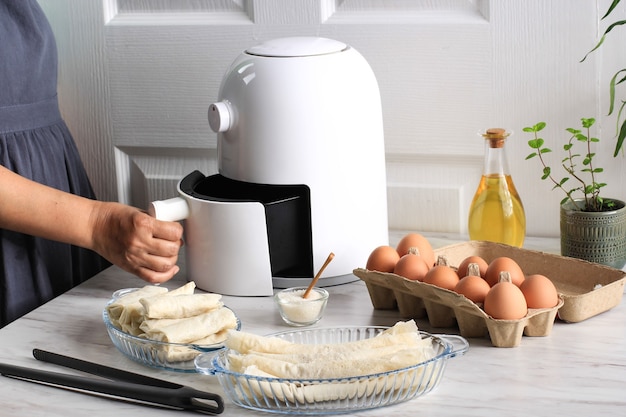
[1,235,625,416]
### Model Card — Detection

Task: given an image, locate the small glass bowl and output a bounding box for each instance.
[274,287,329,326]
[103,288,240,372]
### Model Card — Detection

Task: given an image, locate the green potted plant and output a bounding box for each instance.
[524,118,626,268]
[581,0,626,156]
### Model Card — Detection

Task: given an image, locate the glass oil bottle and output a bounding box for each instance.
[468,128,526,247]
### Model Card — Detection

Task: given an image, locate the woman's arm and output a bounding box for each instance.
[0,165,183,283]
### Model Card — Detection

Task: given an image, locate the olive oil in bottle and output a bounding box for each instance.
[468,128,526,247]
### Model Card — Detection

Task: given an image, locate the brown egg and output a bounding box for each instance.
[366,245,400,272]
[393,250,430,281]
[423,264,459,290]
[454,263,491,303]
[485,257,525,287]
[456,255,488,279]
[395,233,435,268]
[520,274,559,309]
[484,272,528,320]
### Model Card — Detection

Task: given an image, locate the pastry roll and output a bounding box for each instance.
[225,320,423,355]
[164,281,196,296]
[106,285,168,332]
[229,341,432,367]
[140,293,223,319]
[229,346,433,379]
[106,282,197,334]
[156,329,231,363]
[141,306,238,343]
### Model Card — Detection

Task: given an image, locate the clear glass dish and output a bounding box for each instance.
[102,288,240,373]
[195,326,468,414]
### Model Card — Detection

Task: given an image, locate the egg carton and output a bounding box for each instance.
[354,268,562,348]
[354,240,626,348]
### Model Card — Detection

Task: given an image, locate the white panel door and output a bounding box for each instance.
[38,0,618,238]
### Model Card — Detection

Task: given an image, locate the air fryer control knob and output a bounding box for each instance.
[208,101,233,132]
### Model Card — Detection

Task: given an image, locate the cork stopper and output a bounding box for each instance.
[482,128,510,148]
[482,127,511,148]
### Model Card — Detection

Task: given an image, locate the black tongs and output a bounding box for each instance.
[0,349,223,414]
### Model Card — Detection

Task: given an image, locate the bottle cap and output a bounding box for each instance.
[482,128,510,148]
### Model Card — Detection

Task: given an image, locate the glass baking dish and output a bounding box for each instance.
[195,326,468,414]
[103,288,240,373]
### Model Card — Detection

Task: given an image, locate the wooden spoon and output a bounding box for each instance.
[302,252,335,298]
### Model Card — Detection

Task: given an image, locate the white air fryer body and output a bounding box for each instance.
[153,37,388,296]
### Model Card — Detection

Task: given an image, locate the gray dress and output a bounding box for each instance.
[0,0,109,327]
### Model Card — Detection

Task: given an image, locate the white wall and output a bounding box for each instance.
[39,0,626,239]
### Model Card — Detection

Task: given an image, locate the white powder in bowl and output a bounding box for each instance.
[276,288,327,325]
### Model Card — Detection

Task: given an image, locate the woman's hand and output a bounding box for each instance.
[89,202,184,283]
[0,166,184,283]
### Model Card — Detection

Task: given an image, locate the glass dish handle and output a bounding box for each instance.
[194,351,223,375]
[439,334,469,358]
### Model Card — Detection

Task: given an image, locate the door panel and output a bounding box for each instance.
[39,0,610,237]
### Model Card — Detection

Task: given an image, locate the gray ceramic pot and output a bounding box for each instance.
[560,198,626,269]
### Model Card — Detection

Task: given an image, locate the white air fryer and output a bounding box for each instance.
[151,37,388,296]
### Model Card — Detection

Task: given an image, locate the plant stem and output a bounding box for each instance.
[585,123,600,210]
[533,131,581,209]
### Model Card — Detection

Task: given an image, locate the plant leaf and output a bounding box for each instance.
[614,118,626,156]
[582,117,596,128]
[581,35,607,62]
[608,69,626,115]
[582,20,626,62]
[602,0,622,20]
